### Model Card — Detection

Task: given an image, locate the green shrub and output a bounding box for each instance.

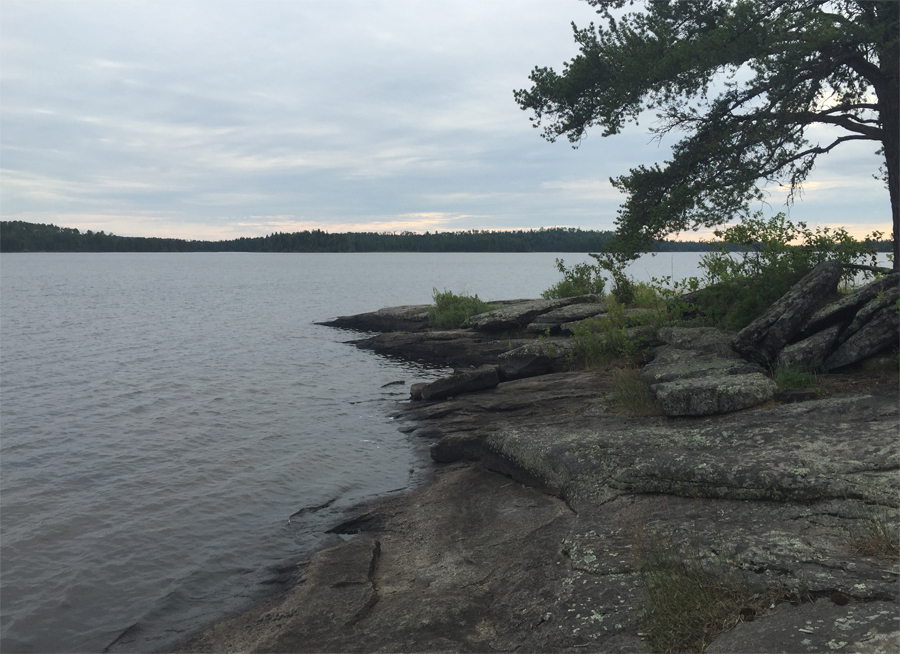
[429,289,492,328]
[773,366,817,390]
[570,302,646,367]
[541,258,606,299]
[692,213,882,330]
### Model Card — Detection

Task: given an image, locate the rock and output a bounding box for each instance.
[824,306,900,370]
[733,261,843,365]
[497,352,551,381]
[317,304,432,332]
[354,331,532,368]
[498,339,578,377]
[835,283,900,347]
[409,382,427,401]
[651,372,777,416]
[706,599,900,654]
[183,366,900,654]
[642,346,765,385]
[802,273,899,336]
[467,297,594,332]
[774,388,818,403]
[524,301,606,334]
[656,325,739,358]
[419,365,500,401]
[776,323,842,371]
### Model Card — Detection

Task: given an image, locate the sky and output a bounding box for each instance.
[0,0,892,241]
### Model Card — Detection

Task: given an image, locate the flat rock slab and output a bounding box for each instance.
[318,304,432,332]
[498,338,578,377]
[706,600,900,654]
[642,346,765,385]
[525,302,607,333]
[354,331,532,368]
[650,372,777,416]
[467,297,593,332]
[180,465,654,653]
[656,325,739,358]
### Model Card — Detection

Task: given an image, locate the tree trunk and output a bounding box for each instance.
[877,1,900,271]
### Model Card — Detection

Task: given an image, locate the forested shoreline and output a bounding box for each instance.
[0,221,706,253]
[1,221,892,254]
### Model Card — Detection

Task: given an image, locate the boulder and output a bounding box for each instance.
[824,306,900,370]
[776,323,842,371]
[524,302,606,334]
[651,372,777,416]
[656,325,739,358]
[467,297,594,332]
[733,261,843,365]
[642,346,765,385]
[801,273,899,336]
[497,352,552,381]
[835,283,900,347]
[419,365,501,401]
[409,382,428,401]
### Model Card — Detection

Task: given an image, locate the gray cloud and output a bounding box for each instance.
[1,0,890,240]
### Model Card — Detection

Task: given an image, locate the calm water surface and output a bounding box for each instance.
[1,252,711,653]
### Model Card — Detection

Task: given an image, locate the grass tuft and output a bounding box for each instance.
[773,366,818,390]
[609,367,662,416]
[636,531,787,653]
[850,517,900,564]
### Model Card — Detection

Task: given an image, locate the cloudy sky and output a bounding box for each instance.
[1,0,892,241]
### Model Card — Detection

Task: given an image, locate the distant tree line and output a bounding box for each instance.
[1,220,892,254]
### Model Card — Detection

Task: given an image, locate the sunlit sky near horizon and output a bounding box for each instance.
[1,0,892,241]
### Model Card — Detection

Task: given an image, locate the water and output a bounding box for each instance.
[2,251,885,653]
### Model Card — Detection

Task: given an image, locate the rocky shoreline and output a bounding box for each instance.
[179,268,898,653]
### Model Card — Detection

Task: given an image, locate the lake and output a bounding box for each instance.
[1,250,859,652]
